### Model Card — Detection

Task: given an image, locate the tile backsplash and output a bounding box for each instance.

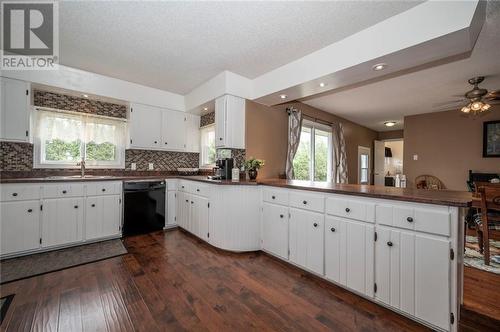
[200,112,215,127]
[0,141,33,171]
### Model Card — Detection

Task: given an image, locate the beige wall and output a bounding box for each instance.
[403,107,500,191]
[378,130,404,140]
[246,100,378,183]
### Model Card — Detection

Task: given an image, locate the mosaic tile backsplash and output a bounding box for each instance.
[200,112,215,127]
[34,90,127,119]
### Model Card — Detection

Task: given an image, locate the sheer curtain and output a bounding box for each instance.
[285,107,303,180]
[332,122,348,183]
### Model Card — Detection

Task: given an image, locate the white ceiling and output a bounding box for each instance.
[59,1,422,94]
[302,1,500,132]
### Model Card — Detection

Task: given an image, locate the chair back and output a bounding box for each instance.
[478,185,500,213]
[415,175,444,190]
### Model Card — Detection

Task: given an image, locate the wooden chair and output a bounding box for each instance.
[415,175,445,190]
[476,185,500,265]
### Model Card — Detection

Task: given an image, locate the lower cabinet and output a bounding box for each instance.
[262,202,289,259]
[375,226,451,331]
[177,191,209,241]
[325,216,374,298]
[42,197,84,247]
[289,208,324,275]
[167,191,177,226]
[0,200,41,255]
[85,195,121,240]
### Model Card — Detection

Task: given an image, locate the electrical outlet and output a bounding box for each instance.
[148,163,154,170]
[131,162,137,171]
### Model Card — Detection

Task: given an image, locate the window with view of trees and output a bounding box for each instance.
[200,125,216,167]
[292,121,332,182]
[34,110,126,168]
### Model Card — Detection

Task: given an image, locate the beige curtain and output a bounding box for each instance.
[285,107,303,179]
[332,122,348,183]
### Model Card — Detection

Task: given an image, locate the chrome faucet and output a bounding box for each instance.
[77,158,86,178]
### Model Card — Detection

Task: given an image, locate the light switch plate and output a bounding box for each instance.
[148,162,154,170]
[413,154,418,161]
[131,162,137,170]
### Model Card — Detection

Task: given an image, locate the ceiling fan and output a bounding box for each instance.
[433,76,499,115]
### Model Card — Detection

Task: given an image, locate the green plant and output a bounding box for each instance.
[244,157,265,171]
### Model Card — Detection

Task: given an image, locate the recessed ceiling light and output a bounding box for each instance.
[372,63,387,71]
[319,82,326,87]
[203,107,208,111]
[82,94,89,98]
[280,94,287,99]
[384,121,396,127]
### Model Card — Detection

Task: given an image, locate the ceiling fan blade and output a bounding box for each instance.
[485,90,500,100]
[432,99,467,107]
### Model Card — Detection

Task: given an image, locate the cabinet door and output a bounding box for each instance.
[162,109,186,151]
[215,96,226,147]
[415,234,450,331]
[129,103,162,149]
[325,216,347,285]
[42,198,84,247]
[101,195,121,238]
[262,203,288,259]
[0,77,30,142]
[345,219,374,297]
[185,114,200,153]
[176,192,186,229]
[0,201,40,255]
[195,196,209,241]
[225,95,245,149]
[167,191,177,226]
[306,212,324,275]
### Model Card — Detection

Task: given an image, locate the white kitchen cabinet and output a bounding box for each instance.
[289,208,324,274]
[215,94,245,149]
[129,103,162,149]
[262,202,289,259]
[0,201,40,255]
[177,191,189,230]
[325,216,374,297]
[185,113,200,153]
[162,109,186,151]
[167,191,177,226]
[192,195,209,241]
[85,195,121,240]
[0,77,31,142]
[42,197,84,247]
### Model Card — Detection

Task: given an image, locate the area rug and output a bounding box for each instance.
[464,235,500,274]
[0,239,127,284]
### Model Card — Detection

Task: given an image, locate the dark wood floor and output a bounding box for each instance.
[0,229,498,331]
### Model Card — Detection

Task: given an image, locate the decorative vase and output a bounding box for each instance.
[248,169,258,181]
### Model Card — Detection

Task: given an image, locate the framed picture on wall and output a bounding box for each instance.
[483,120,500,157]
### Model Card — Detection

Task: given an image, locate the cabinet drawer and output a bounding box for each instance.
[375,204,450,236]
[263,188,289,206]
[42,183,84,198]
[86,181,122,196]
[166,179,178,191]
[178,180,190,193]
[190,182,209,197]
[289,191,324,212]
[326,196,374,223]
[0,184,40,202]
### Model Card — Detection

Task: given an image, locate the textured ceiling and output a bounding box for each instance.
[303,1,500,132]
[59,1,422,94]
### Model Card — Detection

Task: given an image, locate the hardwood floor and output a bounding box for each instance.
[0,229,497,331]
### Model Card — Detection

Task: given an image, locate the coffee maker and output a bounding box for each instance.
[215,158,234,180]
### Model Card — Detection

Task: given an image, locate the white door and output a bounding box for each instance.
[215,96,226,147]
[42,198,84,247]
[129,103,162,149]
[0,77,30,142]
[0,201,40,255]
[85,195,121,240]
[374,140,385,186]
[262,203,289,259]
[358,146,371,185]
[185,114,200,153]
[162,109,186,151]
[325,216,347,285]
[345,219,375,297]
[415,234,450,331]
[167,191,177,226]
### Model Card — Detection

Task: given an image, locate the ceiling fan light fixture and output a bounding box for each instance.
[471,101,483,111]
[461,106,471,114]
[481,103,491,111]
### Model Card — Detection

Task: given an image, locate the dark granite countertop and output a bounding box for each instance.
[258,179,473,207]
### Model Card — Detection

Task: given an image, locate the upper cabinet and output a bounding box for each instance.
[0,77,31,142]
[215,94,245,149]
[129,103,200,153]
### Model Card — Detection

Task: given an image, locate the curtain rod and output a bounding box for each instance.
[286,107,333,127]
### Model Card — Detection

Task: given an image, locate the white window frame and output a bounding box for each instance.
[199,124,216,169]
[33,108,126,169]
[295,119,333,182]
[358,146,371,185]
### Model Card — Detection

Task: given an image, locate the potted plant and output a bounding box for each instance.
[244,157,265,181]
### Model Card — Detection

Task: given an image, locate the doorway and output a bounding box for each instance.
[374,139,404,187]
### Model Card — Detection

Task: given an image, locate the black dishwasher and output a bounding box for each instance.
[123,180,165,236]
